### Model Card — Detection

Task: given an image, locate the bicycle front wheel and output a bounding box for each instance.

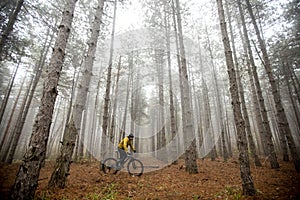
[102,158,118,175]
[127,159,144,176]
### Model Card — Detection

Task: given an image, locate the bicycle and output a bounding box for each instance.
[101,151,144,176]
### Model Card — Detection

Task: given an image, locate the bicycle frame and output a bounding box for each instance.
[118,154,134,166]
[102,152,144,176]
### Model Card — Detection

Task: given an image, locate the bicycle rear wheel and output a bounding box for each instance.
[127,159,144,176]
[102,158,118,174]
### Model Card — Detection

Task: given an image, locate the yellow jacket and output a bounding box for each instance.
[118,137,135,153]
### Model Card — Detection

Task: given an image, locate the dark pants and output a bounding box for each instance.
[118,148,127,165]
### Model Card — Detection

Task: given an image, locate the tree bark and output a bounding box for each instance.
[246,0,300,172]
[237,0,280,168]
[0,0,24,60]
[165,14,178,163]
[203,26,219,160]
[101,0,117,159]
[155,48,167,160]
[6,27,54,164]
[195,42,205,159]
[1,73,32,163]
[120,53,133,141]
[10,1,77,199]
[110,56,122,144]
[0,58,20,124]
[216,0,255,195]
[48,0,104,188]
[205,27,228,161]
[171,0,187,159]
[225,1,261,167]
[0,69,26,156]
[174,0,198,174]
[281,61,300,132]
[236,11,264,156]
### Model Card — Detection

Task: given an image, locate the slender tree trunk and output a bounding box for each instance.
[72,51,86,161]
[198,39,216,160]
[47,107,66,159]
[110,56,121,145]
[237,0,280,168]
[0,0,24,60]
[166,21,178,163]
[202,77,216,161]
[224,108,233,157]
[6,76,33,164]
[6,27,54,164]
[282,60,300,139]
[282,61,300,130]
[195,43,204,158]
[225,1,261,167]
[289,64,300,106]
[1,71,33,162]
[237,13,264,156]
[155,49,166,160]
[246,0,300,172]
[0,59,21,125]
[120,53,133,141]
[91,68,104,160]
[0,70,26,155]
[10,1,77,199]
[131,60,142,140]
[191,72,202,159]
[101,0,117,159]
[206,30,227,160]
[174,0,198,174]
[48,0,104,188]
[171,0,187,158]
[216,0,255,195]
[203,26,219,160]
[47,97,61,158]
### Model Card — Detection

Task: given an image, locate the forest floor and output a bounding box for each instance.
[1,157,300,200]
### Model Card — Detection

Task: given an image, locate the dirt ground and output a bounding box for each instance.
[1,157,300,200]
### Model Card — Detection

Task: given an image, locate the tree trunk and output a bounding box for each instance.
[0,69,26,155]
[165,13,178,163]
[194,51,204,159]
[6,27,54,164]
[224,109,233,157]
[120,53,133,141]
[205,27,227,161]
[48,0,104,188]
[237,14,264,156]
[10,1,77,199]
[110,56,121,145]
[216,0,255,195]
[0,0,24,60]
[246,0,300,172]
[225,1,261,167]
[0,58,21,124]
[72,51,86,161]
[237,0,280,168]
[3,72,33,163]
[101,0,117,159]
[155,48,166,161]
[202,27,218,161]
[48,117,77,188]
[171,0,187,158]
[202,77,215,160]
[289,64,300,106]
[282,61,300,132]
[174,0,198,174]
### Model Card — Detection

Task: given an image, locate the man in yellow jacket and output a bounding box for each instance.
[118,133,136,165]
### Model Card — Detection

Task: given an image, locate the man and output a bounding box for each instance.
[117,133,136,166]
